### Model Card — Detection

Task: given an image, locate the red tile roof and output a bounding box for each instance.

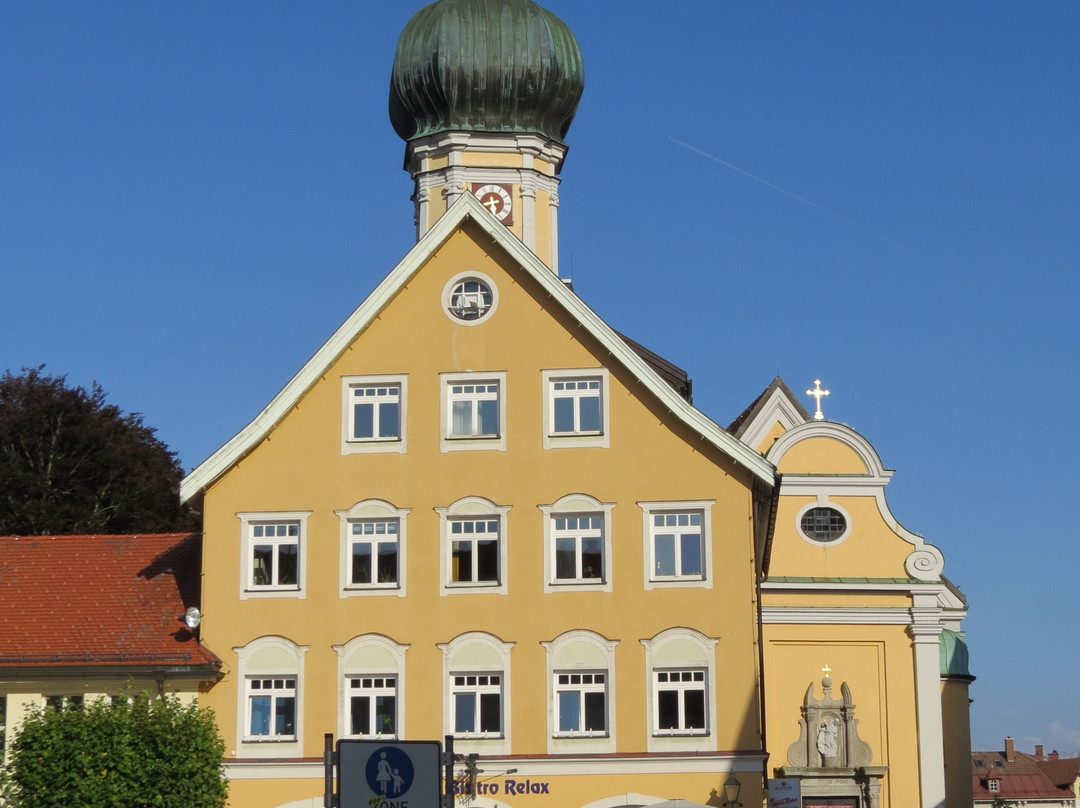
[0,533,219,670]
[973,748,1077,802]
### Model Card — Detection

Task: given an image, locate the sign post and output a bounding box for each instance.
[337,740,443,808]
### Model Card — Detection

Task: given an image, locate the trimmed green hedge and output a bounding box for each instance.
[2,693,227,808]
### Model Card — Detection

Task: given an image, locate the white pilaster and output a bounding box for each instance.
[910,594,946,808]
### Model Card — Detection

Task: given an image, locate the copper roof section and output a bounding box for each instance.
[0,533,220,671]
[617,331,693,403]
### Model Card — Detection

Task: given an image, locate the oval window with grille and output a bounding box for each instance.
[799,506,847,544]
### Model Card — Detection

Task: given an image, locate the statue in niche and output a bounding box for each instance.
[816,716,840,763]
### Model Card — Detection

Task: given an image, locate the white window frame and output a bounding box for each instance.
[244,676,298,741]
[43,694,84,710]
[345,675,399,739]
[652,669,708,736]
[333,635,409,742]
[539,494,615,594]
[234,636,308,758]
[641,628,717,753]
[440,371,507,453]
[542,369,610,449]
[542,630,618,754]
[442,271,500,326]
[336,500,411,598]
[341,374,408,455]
[238,511,311,600]
[438,633,514,755]
[436,497,511,596]
[553,672,607,738]
[638,500,714,591]
[449,673,503,738]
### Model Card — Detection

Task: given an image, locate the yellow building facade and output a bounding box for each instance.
[178,2,973,807]
[732,379,973,808]
[183,198,776,808]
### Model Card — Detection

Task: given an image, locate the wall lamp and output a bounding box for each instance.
[183,607,202,630]
[722,774,742,808]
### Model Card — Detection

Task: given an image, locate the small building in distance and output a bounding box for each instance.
[972,737,1077,806]
[0,533,222,761]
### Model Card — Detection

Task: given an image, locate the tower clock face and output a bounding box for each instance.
[472,183,513,224]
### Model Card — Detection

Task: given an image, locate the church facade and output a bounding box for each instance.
[173,2,973,807]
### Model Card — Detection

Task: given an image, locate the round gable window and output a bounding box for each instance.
[443,273,498,324]
[799,506,848,544]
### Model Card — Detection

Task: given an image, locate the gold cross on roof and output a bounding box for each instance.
[807,379,830,421]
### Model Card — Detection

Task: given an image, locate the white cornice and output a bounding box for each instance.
[761,606,914,625]
[762,578,968,613]
[181,195,774,502]
[224,752,767,781]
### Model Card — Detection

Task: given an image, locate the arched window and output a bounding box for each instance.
[436,497,512,596]
[333,634,409,740]
[233,636,309,758]
[541,630,619,754]
[640,628,718,753]
[437,632,515,755]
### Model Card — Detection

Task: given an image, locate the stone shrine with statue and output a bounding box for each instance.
[776,668,888,807]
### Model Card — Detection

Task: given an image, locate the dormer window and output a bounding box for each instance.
[988,778,1000,793]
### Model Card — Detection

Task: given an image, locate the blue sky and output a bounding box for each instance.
[2,2,1078,755]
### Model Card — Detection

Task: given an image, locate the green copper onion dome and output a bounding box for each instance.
[389,0,584,143]
[939,629,973,678]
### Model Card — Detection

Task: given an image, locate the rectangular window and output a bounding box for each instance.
[250,522,300,589]
[451,674,502,737]
[553,515,604,583]
[651,512,703,580]
[247,677,297,739]
[448,382,500,438]
[550,378,602,435]
[554,672,607,736]
[348,520,399,587]
[348,676,397,738]
[450,519,500,584]
[654,669,707,735]
[45,695,83,711]
[350,384,401,442]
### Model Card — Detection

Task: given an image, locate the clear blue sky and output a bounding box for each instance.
[3,2,1078,756]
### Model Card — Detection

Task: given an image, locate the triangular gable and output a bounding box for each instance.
[731,376,811,452]
[181,194,775,502]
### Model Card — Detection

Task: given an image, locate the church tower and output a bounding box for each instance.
[389,0,584,274]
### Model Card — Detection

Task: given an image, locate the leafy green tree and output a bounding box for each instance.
[1,694,227,808]
[0,366,195,535]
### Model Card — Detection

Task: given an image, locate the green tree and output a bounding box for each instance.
[0,366,195,535]
[1,694,227,808]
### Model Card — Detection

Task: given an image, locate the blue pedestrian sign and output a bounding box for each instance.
[337,740,441,808]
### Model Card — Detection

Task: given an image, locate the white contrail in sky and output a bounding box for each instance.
[668,136,910,252]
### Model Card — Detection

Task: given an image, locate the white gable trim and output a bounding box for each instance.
[739,386,809,452]
[181,195,773,502]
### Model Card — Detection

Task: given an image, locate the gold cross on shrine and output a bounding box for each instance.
[807,379,830,421]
